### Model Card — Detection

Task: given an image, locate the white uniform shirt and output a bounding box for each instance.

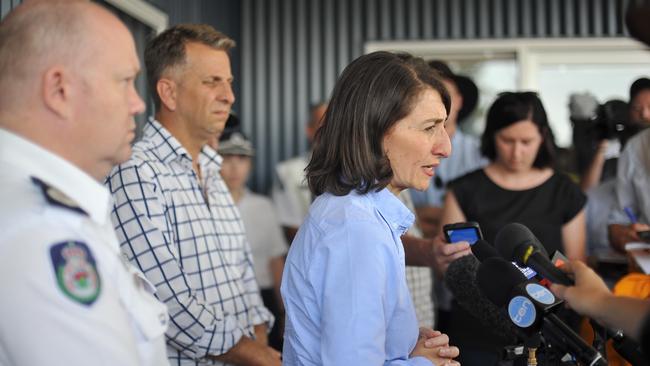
[237,189,288,289]
[271,154,311,228]
[0,128,169,366]
[609,128,650,225]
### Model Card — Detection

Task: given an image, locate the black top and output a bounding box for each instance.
[451,169,586,254]
[446,169,587,362]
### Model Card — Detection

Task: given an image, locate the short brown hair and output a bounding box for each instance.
[306,51,451,197]
[145,23,235,111]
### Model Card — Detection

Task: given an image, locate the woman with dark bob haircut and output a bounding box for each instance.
[480,91,556,168]
[281,51,462,365]
[439,91,587,366]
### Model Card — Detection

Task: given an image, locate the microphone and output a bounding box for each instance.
[477,257,607,366]
[477,258,564,323]
[474,238,539,281]
[471,238,500,261]
[443,254,519,342]
[495,223,575,286]
[491,225,645,364]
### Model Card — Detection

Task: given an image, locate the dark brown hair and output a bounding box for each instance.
[630,77,650,102]
[145,23,235,111]
[306,51,451,196]
[481,91,556,168]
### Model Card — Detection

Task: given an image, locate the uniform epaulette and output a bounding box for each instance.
[31,176,88,216]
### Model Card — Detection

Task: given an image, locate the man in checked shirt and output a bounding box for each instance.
[106,24,279,366]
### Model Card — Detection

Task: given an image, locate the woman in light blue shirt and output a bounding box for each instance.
[281,52,460,365]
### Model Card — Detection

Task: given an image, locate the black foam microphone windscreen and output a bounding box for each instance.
[471,239,500,262]
[495,223,574,286]
[476,257,528,307]
[444,254,519,342]
[494,222,548,260]
[475,257,608,366]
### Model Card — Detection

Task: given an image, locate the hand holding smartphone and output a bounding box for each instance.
[443,221,483,245]
[444,221,539,280]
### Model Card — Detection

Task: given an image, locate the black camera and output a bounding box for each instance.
[571,98,647,178]
[575,98,646,145]
[590,100,630,141]
[568,77,650,185]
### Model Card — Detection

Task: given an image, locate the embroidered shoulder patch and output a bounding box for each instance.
[50,241,101,306]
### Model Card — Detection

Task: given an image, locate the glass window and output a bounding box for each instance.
[366,39,650,147]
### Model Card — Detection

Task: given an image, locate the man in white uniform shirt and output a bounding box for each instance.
[0,1,169,365]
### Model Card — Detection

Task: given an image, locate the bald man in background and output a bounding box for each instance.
[0,1,169,365]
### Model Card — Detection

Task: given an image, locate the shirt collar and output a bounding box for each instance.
[200,143,222,171]
[145,117,224,170]
[143,117,192,165]
[369,188,414,235]
[0,128,110,224]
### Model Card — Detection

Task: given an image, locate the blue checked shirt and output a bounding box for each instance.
[106,118,273,366]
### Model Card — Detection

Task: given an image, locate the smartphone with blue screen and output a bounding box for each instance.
[443,221,482,245]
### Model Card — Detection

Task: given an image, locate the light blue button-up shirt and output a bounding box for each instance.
[281,187,433,366]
